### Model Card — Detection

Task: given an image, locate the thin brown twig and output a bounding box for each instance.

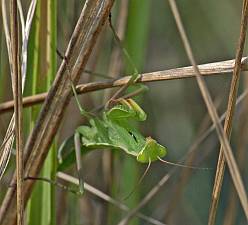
[208,1,248,224]
[168,0,248,220]
[10,0,24,225]
[1,57,248,114]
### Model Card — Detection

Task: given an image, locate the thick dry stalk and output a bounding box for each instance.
[1,57,248,114]
[10,1,24,225]
[168,0,248,220]
[0,1,115,225]
[208,1,248,224]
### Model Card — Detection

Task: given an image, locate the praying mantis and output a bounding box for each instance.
[57,77,206,195]
[57,87,168,194]
[57,96,167,167]
[57,15,208,194]
[56,15,168,194]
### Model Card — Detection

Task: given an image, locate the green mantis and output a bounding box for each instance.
[57,95,168,194]
[57,15,169,193]
[57,15,207,194]
[58,98,167,167]
[57,14,210,197]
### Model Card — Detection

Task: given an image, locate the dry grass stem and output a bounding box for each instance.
[10,0,24,224]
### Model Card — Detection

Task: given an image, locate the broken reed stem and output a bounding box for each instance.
[10,0,24,225]
[0,57,248,114]
[208,1,248,224]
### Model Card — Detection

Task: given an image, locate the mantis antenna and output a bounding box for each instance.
[157,156,211,170]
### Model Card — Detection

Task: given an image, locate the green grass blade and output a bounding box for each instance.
[41,1,57,224]
[26,1,42,224]
[27,0,57,224]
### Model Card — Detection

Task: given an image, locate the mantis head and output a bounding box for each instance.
[137,137,167,163]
